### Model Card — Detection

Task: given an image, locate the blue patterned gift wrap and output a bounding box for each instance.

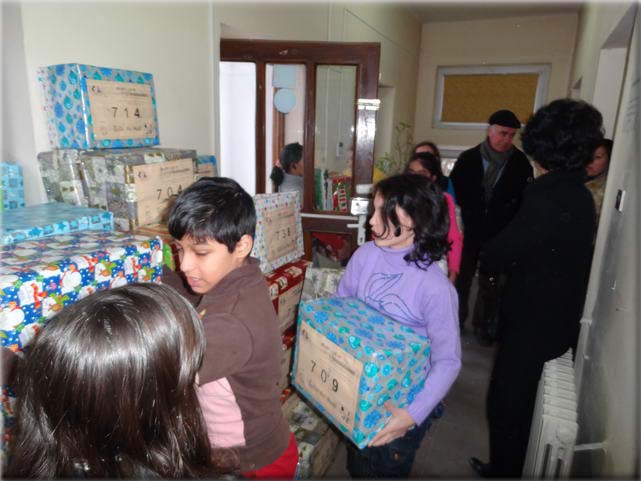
[291,297,431,449]
[252,191,304,273]
[0,232,163,355]
[37,63,160,149]
[1,202,113,245]
[1,162,25,211]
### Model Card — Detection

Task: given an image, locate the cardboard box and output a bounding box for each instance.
[1,202,113,246]
[38,63,160,149]
[0,232,163,354]
[0,163,25,211]
[285,392,340,478]
[292,297,431,448]
[300,266,345,302]
[80,148,196,230]
[265,259,309,332]
[37,150,88,206]
[252,191,304,273]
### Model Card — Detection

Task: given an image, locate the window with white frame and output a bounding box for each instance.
[433,64,551,129]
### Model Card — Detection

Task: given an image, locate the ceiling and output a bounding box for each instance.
[405,1,582,23]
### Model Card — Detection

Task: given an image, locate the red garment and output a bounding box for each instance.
[242,432,298,479]
[444,192,463,274]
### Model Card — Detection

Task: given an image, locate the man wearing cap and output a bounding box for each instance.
[449,110,533,344]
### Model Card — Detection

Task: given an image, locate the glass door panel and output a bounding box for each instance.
[313,65,357,212]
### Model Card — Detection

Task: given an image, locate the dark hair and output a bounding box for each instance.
[373,173,450,268]
[405,152,448,191]
[595,138,614,159]
[168,176,256,253]
[270,142,303,187]
[521,99,604,172]
[412,141,441,160]
[6,283,218,479]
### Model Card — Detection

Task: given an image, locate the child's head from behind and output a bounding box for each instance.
[8,283,214,479]
[371,174,450,268]
[168,177,256,293]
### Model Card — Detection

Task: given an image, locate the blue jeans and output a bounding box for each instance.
[346,410,437,478]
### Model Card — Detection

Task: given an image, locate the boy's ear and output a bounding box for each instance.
[233,234,254,259]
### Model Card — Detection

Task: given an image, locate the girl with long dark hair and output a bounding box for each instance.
[336,173,461,478]
[6,283,227,479]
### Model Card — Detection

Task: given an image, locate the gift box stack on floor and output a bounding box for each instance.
[0,63,221,463]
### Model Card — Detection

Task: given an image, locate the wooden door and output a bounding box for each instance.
[221,40,380,266]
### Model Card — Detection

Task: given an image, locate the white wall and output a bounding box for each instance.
[414,14,578,150]
[4,2,217,205]
[571,2,639,476]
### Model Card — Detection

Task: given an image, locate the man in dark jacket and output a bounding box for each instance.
[449,110,533,342]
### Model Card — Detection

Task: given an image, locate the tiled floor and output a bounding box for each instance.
[324,276,497,478]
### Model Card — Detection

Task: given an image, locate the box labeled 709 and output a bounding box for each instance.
[291,297,431,448]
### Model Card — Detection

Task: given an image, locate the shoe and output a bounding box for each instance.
[469,457,492,478]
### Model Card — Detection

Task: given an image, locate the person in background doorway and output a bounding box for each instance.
[270,142,304,200]
[406,152,463,284]
[585,138,613,224]
[449,110,533,341]
[413,141,457,201]
[6,283,223,479]
[469,99,601,478]
[336,173,461,479]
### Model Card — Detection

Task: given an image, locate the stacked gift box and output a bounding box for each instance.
[291,297,431,449]
[1,162,26,211]
[300,266,345,302]
[1,202,113,246]
[283,391,340,478]
[265,258,310,333]
[0,231,163,355]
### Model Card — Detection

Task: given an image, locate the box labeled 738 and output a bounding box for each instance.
[291,297,431,449]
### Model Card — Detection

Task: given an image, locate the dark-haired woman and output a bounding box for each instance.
[270,142,304,200]
[470,99,601,478]
[406,152,463,283]
[6,283,229,479]
[336,173,461,478]
[413,140,457,201]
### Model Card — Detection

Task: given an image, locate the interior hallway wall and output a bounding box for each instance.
[214,2,422,189]
[4,1,217,205]
[413,14,578,150]
[571,2,639,476]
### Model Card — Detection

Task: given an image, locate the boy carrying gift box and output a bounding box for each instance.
[162,177,297,479]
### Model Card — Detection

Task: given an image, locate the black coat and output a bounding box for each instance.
[481,170,596,360]
[450,143,533,245]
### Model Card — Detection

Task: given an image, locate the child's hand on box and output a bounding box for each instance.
[368,401,416,447]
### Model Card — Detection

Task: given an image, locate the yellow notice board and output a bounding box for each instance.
[441,73,539,124]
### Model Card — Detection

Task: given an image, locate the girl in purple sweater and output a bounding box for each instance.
[336,173,462,478]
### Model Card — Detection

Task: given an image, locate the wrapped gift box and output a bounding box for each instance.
[265,259,309,332]
[1,162,25,211]
[0,232,163,354]
[285,392,340,478]
[37,150,88,206]
[133,223,178,271]
[195,155,218,181]
[38,63,160,149]
[1,202,113,245]
[252,191,304,273]
[80,148,196,230]
[300,266,345,302]
[292,297,431,448]
[279,329,295,389]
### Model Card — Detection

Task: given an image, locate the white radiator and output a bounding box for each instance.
[523,350,579,479]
